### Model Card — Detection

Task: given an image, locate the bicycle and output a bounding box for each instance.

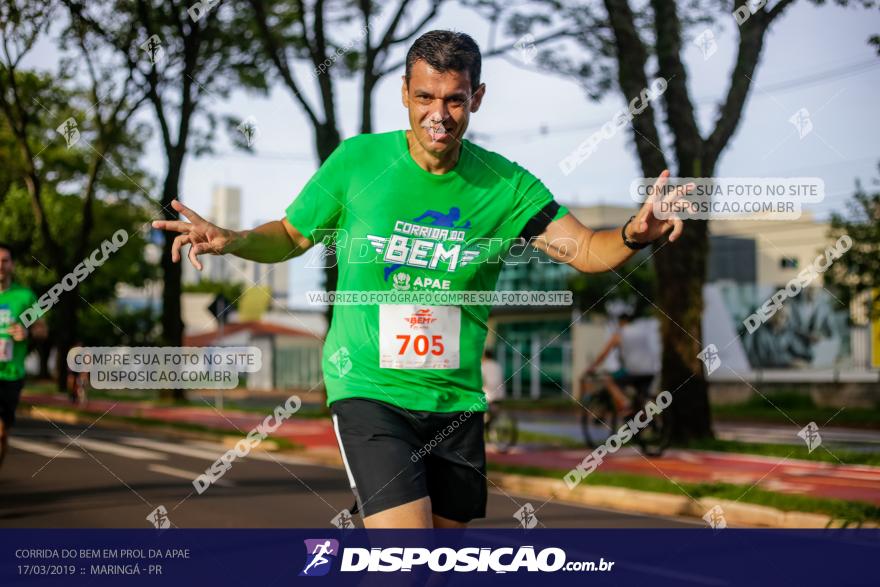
[484,402,518,453]
[578,372,672,457]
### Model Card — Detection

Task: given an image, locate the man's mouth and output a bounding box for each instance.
[423,121,452,142]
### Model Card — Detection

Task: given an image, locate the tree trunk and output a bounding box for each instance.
[360,73,376,135]
[652,159,714,442]
[160,153,185,401]
[37,338,51,379]
[53,296,80,392]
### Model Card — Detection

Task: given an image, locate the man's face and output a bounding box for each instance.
[402,59,485,157]
[0,249,12,282]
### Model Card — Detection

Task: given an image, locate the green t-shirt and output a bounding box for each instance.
[0,282,37,381]
[286,130,568,412]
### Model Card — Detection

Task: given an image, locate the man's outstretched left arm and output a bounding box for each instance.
[530,171,693,274]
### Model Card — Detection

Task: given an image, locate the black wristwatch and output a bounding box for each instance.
[621,216,653,250]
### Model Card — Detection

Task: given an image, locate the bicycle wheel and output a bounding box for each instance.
[634,400,673,457]
[580,392,618,449]
[487,411,518,453]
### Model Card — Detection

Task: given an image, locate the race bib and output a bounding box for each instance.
[0,338,12,363]
[379,305,460,369]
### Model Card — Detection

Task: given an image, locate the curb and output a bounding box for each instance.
[23,405,877,528]
[487,472,879,529]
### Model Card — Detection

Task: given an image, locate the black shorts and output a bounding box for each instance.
[0,379,25,428]
[330,397,487,523]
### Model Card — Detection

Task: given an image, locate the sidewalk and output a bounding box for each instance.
[21,394,880,506]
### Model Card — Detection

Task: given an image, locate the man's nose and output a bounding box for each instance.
[430,101,450,121]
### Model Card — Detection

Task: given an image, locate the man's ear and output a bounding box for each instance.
[401,76,409,108]
[469,83,486,113]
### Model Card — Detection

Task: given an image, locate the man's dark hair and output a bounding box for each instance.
[0,243,13,258]
[405,30,482,92]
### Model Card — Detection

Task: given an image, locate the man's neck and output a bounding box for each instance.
[405,130,461,175]
[0,278,11,293]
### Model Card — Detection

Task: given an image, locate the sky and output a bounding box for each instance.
[26,2,880,307]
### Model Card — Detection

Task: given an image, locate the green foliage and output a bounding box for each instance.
[1,184,153,284]
[0,67,158,345]
[826,163,880,319]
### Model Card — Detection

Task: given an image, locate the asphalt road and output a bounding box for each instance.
[0,418,697,529]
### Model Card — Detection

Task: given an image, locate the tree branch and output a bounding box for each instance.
[248,0,320,127]
[650,0,702,174]
[603,0,668,175]
[704,11,769,166]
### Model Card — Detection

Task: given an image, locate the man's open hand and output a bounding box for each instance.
[151,200,237,271]
[626,170,695,244]
[7,323,27,342]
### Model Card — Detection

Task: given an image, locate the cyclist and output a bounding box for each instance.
[583,313,660,411]
[152,30,690,528]
[0,243,47,471]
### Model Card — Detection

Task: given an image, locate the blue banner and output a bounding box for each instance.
[1,529,877,586]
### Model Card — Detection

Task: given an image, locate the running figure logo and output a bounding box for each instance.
[412,207,471,229]
[299,539,339,577]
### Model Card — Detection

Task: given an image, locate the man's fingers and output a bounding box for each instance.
[171,199,206,224]
[188,241,204,271]
[668,216,684,243]
[636,169,671,232]
[653,169,670,192]
[152,219,192,234]
[171,234,191,263]
[661,181,696,206]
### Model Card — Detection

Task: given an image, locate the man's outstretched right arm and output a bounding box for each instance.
[152,199,315,271]
[225,219,313,264]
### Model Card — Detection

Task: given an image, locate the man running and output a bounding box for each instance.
[0,244,46,471]
[153,30,690,528]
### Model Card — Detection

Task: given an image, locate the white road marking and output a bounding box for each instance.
[189,439,328,467]
[124,438,226,462]
[72,438,166,460]
[148,464,234,487]
[9,438,83,459]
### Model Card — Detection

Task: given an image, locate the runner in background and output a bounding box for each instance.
[0,243,47,471]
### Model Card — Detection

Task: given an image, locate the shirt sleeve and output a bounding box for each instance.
[284,140,349,242]
[508,164,568,242]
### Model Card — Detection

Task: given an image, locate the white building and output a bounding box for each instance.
[183,186,290,302]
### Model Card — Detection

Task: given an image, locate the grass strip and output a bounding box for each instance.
[488,463,880,524]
